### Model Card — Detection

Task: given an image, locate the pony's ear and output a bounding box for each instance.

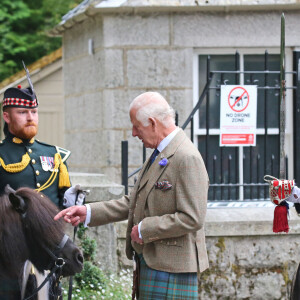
[5,184,28,215]
[8,193,27,215]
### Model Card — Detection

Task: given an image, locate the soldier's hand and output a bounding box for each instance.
[287,186,300,203]
[54,205,87,227]
[63,184,89,208]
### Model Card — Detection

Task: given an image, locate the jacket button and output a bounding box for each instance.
[32,159,36,164]
[28,149,32,153]
[36,170,40,176]
[36,183,41,188]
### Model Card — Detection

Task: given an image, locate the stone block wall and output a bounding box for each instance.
[62,12,196,183]
[62,9,300,184]
[198,207,300,299]
[199,235,298,299]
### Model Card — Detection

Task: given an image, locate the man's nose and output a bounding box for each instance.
[27,112,34,120]
[132,128,137,137]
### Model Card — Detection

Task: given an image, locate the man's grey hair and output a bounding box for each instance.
[130,92,175,127]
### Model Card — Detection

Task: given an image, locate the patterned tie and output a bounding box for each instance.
[150,148,160,165]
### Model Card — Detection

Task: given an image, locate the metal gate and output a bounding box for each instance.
[121,50,299,202]
[192,51,296,202]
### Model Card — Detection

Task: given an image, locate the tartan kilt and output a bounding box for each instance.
[138,255,198,300]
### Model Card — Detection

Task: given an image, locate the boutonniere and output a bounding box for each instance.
[159,158,168,167]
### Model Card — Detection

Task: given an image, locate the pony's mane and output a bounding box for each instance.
[0,187,65,277]
[16,187,65,244]
[0,191,25,276]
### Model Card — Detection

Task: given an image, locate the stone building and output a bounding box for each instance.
[50,1,300,298]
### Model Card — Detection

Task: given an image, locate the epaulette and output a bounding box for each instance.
[55,146,71,163]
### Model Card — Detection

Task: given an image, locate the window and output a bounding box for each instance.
[193,49,293,201]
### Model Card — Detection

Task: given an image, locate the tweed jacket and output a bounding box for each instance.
[89,128,209,273]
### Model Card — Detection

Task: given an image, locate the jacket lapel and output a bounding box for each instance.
[130,156,151,203]
[137,129,187,208]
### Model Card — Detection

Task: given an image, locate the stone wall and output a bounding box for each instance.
[198,207,300,299]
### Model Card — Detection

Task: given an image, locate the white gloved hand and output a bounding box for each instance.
[63,184,88,208]
[287,186,300,203]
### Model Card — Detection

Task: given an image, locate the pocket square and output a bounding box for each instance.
[155,180,172,191]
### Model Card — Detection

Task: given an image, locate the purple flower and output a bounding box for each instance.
[159,158,168,167]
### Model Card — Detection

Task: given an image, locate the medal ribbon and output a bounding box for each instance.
[36,153,61,192]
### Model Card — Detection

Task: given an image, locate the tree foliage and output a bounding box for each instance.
[0,0,82,81]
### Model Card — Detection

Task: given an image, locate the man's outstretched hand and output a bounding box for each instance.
[54,205,87,227]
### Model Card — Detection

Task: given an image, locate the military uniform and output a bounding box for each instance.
[0,76,71,299]
[0,131,71,207]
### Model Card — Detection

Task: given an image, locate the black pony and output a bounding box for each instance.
[0,186,83,299]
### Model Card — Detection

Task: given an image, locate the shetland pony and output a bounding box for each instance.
[0,186,83,299]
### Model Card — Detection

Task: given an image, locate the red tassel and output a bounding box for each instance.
[273,204,289,233]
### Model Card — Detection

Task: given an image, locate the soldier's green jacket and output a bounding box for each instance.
[0,131,71,207]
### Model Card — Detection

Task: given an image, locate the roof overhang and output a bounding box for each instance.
[49,0,300,36]
[0,48,62,96]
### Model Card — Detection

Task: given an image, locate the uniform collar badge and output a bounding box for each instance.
[12,137,23,144]
[12,137,35,144]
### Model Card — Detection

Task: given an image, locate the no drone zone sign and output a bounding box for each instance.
[220,85,257,146]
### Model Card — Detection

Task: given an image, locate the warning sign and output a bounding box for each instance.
[220,85,257,146]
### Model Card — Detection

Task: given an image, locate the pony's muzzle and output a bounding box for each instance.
[61,239,84,276]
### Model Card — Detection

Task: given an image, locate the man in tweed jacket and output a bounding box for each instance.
[55,92,209,299]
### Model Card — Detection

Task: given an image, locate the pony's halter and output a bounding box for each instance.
[23,234,70,300]
[43,233,69,265]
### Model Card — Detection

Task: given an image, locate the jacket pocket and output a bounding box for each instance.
[154,237,183,247]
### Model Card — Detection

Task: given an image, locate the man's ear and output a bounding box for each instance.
[3,111,10,124]
[149,117,157,130]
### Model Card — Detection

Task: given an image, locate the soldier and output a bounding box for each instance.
[0,84,71,205]
[0,83,73,298]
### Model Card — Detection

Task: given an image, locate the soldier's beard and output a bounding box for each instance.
[13,122,38,140]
